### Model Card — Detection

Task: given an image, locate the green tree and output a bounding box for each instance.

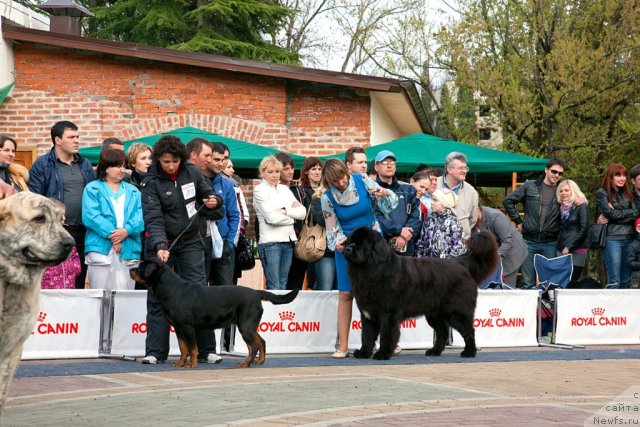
[435,0,640,191]
[86,0,299,64]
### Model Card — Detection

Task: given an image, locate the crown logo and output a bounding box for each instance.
[278,311,295,321]
[37,312,47,322]
[591,307,605,316]
[489,308,501,317]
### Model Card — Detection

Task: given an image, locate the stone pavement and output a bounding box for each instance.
[2,347,640,426]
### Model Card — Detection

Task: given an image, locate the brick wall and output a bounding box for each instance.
[0,44,371,157]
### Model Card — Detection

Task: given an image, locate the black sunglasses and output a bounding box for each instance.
[549,169,564,176]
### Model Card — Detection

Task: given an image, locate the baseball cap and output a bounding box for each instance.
[635,218,640,228]
[374,150,397,163]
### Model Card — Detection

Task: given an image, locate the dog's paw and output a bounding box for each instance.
[460,348,477,358]
[353,349,372,359]
[372,350,391,360]
[425,348,442,357]
[236,361,251,368]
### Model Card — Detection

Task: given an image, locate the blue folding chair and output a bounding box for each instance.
[479,258,513,289]
[534,254,573,338]
[534,254,573,289]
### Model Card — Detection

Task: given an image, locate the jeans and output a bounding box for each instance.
[259,242,293,290]
[313,256,337,290]
[603,239,631,288]
[210,242,235,287]
[520,240,558,288]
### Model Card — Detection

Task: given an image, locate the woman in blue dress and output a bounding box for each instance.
[320,159,398,358]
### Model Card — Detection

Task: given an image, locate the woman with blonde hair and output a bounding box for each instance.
[126,142,152,189]
[253,156,306,290]
[557,179,589,281]
[320,158,398,358]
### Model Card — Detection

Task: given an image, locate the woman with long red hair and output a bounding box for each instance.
[596,163,639,288]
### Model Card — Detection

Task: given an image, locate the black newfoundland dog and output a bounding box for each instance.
[344,227,498,360]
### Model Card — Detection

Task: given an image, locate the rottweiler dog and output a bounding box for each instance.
[130,259,298,368]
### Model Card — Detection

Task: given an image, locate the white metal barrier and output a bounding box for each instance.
[452,290,539,347]
[20,289,640,359]
[553,289,640,345]
[21,290,103,360]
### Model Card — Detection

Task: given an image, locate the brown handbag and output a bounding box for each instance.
[294,209,326,262]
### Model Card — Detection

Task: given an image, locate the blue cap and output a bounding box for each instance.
[374,150,396,163]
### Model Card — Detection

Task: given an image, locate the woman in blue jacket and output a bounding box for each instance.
[82,149,144,291]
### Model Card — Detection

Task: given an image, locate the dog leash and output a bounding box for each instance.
[167,202,209,253]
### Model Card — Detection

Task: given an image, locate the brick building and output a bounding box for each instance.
[0,11,431,169]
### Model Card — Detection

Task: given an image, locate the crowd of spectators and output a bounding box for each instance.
[2,120,640,360]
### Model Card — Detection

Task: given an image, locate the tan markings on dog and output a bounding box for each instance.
[0,192,74,413]
[254,332,266,365]
[174,338,190,368]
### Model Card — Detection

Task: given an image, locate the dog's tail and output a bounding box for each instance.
[458,231,499,285]
[257,289,299,305]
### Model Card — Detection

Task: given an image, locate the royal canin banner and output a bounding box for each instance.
[110,290,202,357]
[554,290,640,345]
[233,291,339,354]
[348,303,435,350]
[451,290,539,348]
[21,290,103,360]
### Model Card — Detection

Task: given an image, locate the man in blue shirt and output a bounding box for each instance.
[206,142,241,286]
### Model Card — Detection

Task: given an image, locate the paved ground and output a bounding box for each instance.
[3,346,640,426]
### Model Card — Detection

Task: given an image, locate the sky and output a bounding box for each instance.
[307,0,458,73]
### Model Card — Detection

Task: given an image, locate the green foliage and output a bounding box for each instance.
[86,0,299,64]
[435,0,640,193]
[435,82,479,145]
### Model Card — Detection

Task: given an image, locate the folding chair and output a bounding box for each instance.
[479,258,514,289]
[533,254,581,348]
[534,253,573,289]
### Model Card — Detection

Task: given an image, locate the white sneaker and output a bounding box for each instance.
[205,353,223,364]
[393,346,402,355]
[141,355,164,365]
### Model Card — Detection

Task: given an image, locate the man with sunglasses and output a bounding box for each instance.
[374,150,421,256]
[503,158,567,288]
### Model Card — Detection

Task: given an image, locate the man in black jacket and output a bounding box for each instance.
[502,158,566,288]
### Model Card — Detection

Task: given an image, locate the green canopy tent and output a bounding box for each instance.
[78,126,306,172]
[321,133,548,188]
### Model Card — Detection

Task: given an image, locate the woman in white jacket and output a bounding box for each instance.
[254,156,306,289]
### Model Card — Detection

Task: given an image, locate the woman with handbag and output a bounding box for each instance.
[309,187,336,290]
[320,159,398,358]
[293,157,324,289]
[596,163,638,288]
[82,149,144,351]
[557,180,589,281]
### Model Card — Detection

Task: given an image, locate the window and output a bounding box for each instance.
[479,105,491,117]
[479,128,492,140]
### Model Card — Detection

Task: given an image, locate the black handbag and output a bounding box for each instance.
[587,224,607,249]
[235,234,256,271]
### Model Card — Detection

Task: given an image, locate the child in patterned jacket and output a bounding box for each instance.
[41,199,81,289]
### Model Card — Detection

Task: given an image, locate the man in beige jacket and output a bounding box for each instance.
[436,151,478,241]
